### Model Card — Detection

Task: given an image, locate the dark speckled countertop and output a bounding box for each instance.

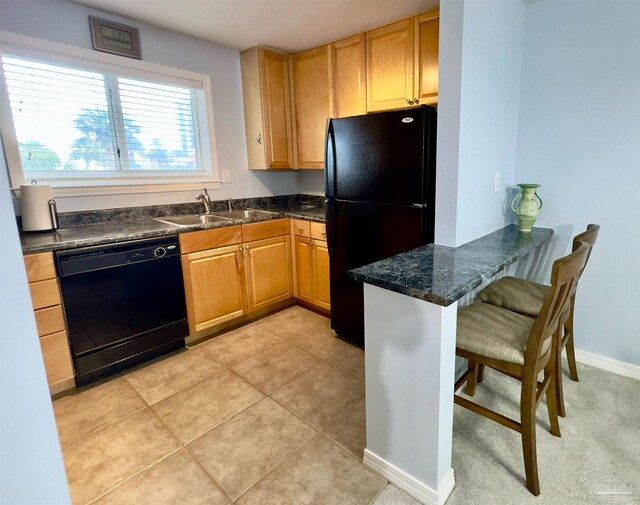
[349,225,553,307]
[20,194,326,254]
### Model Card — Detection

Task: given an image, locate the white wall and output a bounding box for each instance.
[515,0,640,366]
[0,141,71,503]
[0,0,303,213]
[453,0,525,246]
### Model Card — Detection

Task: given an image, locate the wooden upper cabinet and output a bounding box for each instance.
[416,9,439,104]
[240,46,294,169]
[331,34,367,118]
[292,46,331,169]
[366,18,415,112]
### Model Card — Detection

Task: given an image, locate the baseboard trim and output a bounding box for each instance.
[363,449,455,505]
[575,349,640,381]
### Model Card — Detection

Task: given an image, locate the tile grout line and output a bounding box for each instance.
[81,447,183,505]
[181,444,237,505]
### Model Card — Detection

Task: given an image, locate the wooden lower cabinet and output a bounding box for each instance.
[244,235,293,312]
[294,236,314,303]
[294,235,331,311]
[39,330,74,387]
[311,240,331,311]
[180,221,294,333]
[182,244,247,333]
[24,251,75,394]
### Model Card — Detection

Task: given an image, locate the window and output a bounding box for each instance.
[0,32,219,195]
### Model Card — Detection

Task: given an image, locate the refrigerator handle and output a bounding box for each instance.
[324,119,336,197]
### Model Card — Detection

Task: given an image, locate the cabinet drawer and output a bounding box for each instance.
[24,252,56,283]
[29,278,61,310]
[310,222,327,241]
[35,305,66,337]
[242,218,289,242]
[292,219,311,237]
[39,330,74,386]
[179,225,242,254]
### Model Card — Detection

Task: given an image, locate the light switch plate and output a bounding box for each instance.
[494,172,501,193]
[221,169,231,183]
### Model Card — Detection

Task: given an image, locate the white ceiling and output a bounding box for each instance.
[70,0,439,53]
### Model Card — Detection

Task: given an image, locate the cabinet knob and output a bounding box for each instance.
[406,98,412,104]
[321,230,326,236]
[268,163,272,168]
[297,227,303,232]
[412,98,419,105]
[256,133,262,144]
[239,246,243,252]
[246,245,250,250]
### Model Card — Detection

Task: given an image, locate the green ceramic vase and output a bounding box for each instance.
[511,184,543,233]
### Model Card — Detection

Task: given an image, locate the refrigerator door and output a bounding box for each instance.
[326,198,430,345]
[326,106,436,206]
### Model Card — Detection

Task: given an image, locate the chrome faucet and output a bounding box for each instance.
[196,188,212,214]
[227,198,234,213]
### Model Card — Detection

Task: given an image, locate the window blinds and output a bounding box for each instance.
[2,54,202,175]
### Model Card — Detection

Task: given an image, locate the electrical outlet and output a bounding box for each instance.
[494,172,501,193]
[221,169,231,183]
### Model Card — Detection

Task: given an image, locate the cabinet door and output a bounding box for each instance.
[244,235,293,312]
[331,34,366,118]
[416,9,439,105]
[260,49,294,168]
[182,244,246,333]
[366,18,415,112]
[294,236,314,303]
[311,240,331,311]
[293,46,331,168]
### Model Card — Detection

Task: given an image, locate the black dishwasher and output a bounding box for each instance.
[56,236,188,386]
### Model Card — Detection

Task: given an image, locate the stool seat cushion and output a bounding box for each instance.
[457,302,550,364]
[479,277,550,317]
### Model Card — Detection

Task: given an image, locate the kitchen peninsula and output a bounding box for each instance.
[349,225,554,504]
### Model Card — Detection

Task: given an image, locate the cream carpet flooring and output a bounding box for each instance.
[372,361,640,504]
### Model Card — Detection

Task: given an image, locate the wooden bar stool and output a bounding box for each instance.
[478,224,600,416]
[454,242,590,496]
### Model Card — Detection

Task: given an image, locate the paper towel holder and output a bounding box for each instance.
[48,199,59,230]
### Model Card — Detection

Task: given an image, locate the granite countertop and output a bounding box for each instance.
[20,195,326,254]
[349,225,554,307]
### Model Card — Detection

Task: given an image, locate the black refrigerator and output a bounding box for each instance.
[325,105,437,346]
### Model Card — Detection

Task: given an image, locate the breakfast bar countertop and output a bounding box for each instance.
[349,225,554,307]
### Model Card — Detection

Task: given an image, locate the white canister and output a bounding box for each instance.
[20,183,58,232]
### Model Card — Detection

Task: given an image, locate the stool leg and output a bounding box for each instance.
[477,364,485,383]
[464,361,478,396]
[565,297,579,382]
[554,327,567,418]
[544,365,561,437]
[521,378,540,496]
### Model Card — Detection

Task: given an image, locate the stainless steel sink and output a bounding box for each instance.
[154,214,233,227]
[219,209,280,220]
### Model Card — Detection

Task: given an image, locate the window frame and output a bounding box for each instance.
[0,30,221,197]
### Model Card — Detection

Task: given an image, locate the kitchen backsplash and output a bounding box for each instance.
[34,194,325,228]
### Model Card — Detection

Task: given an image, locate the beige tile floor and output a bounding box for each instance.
[53,306,385,505]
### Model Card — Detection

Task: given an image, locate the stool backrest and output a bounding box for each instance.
[525,242,591,368]
[572,224,600,281]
